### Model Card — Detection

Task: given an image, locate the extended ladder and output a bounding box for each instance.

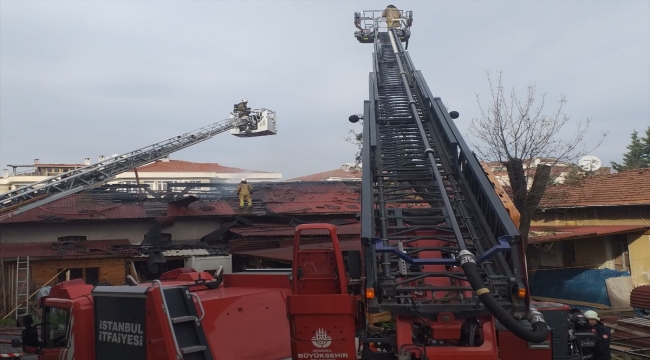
[0,110,274,221]
[361,29,527,317]
[15,257,30,319]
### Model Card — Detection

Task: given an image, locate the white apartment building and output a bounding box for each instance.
[0,157,282,193]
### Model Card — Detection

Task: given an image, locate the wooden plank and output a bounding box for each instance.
[368,311,392,324]
[531,296,611,310]
[129,261,140,283]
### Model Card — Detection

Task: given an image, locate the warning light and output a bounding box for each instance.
[365,288,375,299]
[518,288,526,299]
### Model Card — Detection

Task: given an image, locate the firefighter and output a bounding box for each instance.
[236,99,250,118]
[584,310,611,360]
[382,5,401,28]
[237,178,253,209]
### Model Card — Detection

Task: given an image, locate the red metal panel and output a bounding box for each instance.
[286,295,358,359]
[497,328,552,360]
[232,240,361,262]
[631,285,650,310]
[197,289,292,360]
[230,222,360,238]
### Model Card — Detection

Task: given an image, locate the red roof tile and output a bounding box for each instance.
[257,182,361,214]
[0,239,134,258]
[290,167,362,181]
[0,195,147,223]
[528,225,650,244]
[231,240,361,262]
[136,160,266,173]
[540,168,650,208]
[167,201,235,217]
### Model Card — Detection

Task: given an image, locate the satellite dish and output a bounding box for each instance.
[578,155,602,172]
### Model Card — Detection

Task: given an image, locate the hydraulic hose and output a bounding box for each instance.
[459,250,549,343]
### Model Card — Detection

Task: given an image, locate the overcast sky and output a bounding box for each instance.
[1,0,648,180]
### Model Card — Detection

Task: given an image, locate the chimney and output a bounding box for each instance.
[2,169,7,178]
[84,158,91,165]
[34,158,40,164]
[98,155,105,162]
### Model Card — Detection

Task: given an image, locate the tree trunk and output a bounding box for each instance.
[504,160,551,247]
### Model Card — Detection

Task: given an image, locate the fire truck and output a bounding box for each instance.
[16,7,585,360]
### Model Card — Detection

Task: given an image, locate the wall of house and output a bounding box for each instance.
[628,232,650,286]
[31,257,127,289]
[164,219,222,242]
[0,221,154,243]
[0,218,222,243]
[532,206,650,227]
[527,239,610,269]
[573,237,609,268]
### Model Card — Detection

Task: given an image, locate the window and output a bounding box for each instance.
[562,241,576,267]
[611,234,630,272]
[57,267,100,285]
[44,307,71,348]
[85,268,99,285]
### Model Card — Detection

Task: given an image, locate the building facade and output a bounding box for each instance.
[529,168,650,286]
[1,157,282,192]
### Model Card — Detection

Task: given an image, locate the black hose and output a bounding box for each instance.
[461,260,549,343]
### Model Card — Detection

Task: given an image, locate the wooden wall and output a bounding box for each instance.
[1,257,127,317]
[31,257,127,288]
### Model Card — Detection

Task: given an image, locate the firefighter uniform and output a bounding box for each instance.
[237,178,253,208]
[584,310,611,360]
[237,100,250,118]
[590,322,611,360]
[382,5,401,28]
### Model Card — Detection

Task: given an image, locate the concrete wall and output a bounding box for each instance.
[628,232,650,286]
[532,206,650,227]
[573,237,609,268]
[0,218,222,243]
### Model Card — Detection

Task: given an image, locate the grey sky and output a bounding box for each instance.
[1,0,648,179]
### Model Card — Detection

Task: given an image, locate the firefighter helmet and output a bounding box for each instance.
[583,310,600,321]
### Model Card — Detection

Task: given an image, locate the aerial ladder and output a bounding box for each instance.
[351,9,549,359]
[0,106,277,222]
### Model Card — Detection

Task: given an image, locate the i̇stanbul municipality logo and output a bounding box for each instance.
[311,328,332,348]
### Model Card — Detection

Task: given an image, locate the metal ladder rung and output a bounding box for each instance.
[181,345,207,354]
[171,315,197,323]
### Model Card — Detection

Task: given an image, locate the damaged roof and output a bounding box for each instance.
[0,182,361,224]
[0,195,147,223]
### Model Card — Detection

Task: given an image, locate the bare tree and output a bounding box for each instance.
[346,120,364,165]
[469,71,606,244]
